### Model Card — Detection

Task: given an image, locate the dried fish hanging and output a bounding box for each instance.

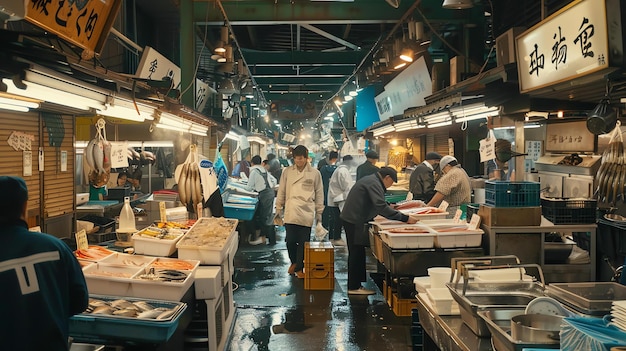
[595,121,624,206]
[174,144,203,213]
[83,118,112,187]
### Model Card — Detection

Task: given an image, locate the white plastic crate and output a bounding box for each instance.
[130,257,199,301]
[433,229,483,248]
[82,263,139,296]
[99,253,155,267]
[132,230,184,257]
[379,226,436,249]
[177,230,237,265]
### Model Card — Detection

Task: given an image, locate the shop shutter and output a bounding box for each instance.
[427,131,450,156]
[42,114,75,218]
[0,111,41,220]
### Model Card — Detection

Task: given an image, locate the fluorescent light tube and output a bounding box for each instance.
[0,102,29,112]
[427,120,452,128]
[0,97,39,109]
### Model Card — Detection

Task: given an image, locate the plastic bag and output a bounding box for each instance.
[561,316,626,351]
[314,222,328,241]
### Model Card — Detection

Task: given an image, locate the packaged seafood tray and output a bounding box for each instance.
[69,295,187,344]
[82,263,141,296]
[428,223,484,248]
[176,217,238,264]
[379,225,436,249]
[132,226,186,257]
[131,258,200,301]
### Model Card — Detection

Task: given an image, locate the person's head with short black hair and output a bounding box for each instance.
[378,167,398,189]
[292,145,309,170]
[117,172,129,186]
[251,155,262,165]
[0,176,28,222]
[130,169,142,188]
[329,151,339,162]
[267,153,276,161]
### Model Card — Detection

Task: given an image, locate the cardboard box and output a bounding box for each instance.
[478,205,541,226]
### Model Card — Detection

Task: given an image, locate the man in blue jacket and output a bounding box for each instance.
[0,176,89,350]
[341,167,418,295]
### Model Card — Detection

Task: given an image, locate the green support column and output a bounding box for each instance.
[180,0,195,108]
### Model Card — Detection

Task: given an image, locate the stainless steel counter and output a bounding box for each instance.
[415,295,493,351]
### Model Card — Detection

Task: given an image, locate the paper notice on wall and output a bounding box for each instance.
[61,151,67,172]
[110,142,129,169]
[23,151,32,176]
[38,147,44,172]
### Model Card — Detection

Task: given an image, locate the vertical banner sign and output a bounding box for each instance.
[195,79,210,112]
[516,0,609,93]
[23,151,32,177]
[61,150,67,172]
[25,0,122,54]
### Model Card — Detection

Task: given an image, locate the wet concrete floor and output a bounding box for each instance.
[226,228,413,351]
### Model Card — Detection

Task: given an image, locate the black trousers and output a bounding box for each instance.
[342,220,366,290]
[327,206,342,240]
[285,223,311,272]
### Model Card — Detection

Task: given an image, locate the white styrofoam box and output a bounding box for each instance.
[99,253,155,267]
[379,225,435,249]
[132,231,184,257]
[426,288,458,315]
[177,231,237,265]
[433,229,483,248]
[413,276,430,294]
[195,266,222,299]
[82,263,139,296]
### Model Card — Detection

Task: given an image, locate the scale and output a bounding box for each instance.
[115,231,134,247]
[525,296,574,317]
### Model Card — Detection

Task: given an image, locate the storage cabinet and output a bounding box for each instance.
[481,223,596,283]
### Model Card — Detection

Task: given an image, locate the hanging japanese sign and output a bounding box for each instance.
[136,46,181,91]
[25,0,122,55]
[516,0,609,93]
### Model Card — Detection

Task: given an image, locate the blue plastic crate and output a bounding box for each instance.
[69,295,186,344]
[485,181,540,207]
[224,205,256,221]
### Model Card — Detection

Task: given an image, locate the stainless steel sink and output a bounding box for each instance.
[478,310,561,351]
[462,294,537,306]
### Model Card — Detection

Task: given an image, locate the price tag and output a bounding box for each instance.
[38,147,44,172]
[438,200,449,212]
[196,203,203,218]
[159,201,167,223]
[468,214,481,230]
[453,209,463,223]
[75,229,88,250]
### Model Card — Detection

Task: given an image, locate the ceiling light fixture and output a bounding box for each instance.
[586,98,617,135]
[399,48,414,63]
[442,0,474,9]
[214,25,228,54]
[392,58,407,70]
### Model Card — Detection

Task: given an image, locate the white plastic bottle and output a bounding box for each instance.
[118,196,137,233]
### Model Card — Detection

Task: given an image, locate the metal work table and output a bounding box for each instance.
[415,295,493,351]
[482,222,597,282]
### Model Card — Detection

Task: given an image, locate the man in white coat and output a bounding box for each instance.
[327,155,355,245]
[275,145,325,278]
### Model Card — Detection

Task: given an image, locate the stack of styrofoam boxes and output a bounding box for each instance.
[188,231,238,351]
[304,242,335,290]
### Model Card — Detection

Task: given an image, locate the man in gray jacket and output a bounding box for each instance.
[340,167,418,294]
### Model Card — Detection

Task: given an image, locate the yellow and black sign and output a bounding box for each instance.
[25,0,122,55]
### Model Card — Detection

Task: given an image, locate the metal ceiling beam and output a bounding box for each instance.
[300,24,359,51]
[242,50,367,65]
[194,0,413,24]
[254,77,346,85]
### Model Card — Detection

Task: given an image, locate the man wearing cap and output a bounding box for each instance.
[426,156,472,218]
[409,152,442,202]
[0,176,88,350]
[341,167,419,295]
[356,150,380,180]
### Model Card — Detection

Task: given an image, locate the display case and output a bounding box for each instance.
[481,223,596,283]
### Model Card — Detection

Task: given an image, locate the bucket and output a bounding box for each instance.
[428,267,452,288]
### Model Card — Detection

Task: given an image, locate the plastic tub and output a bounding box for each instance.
[379,230,435,249]
[428,267,452,289]
[99,253,155,267]
[132,230,184,257]
[82,263,140,296]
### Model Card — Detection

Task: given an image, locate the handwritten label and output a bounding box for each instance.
[61,151,67,172]
[438,200,449,212]
[110,142,129,169]
[159,202,167,223]
[23,151,32,177]
[75,229,88,251]
[468,214,481,230]
[479,137,496,162]
[453,209,463,223]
